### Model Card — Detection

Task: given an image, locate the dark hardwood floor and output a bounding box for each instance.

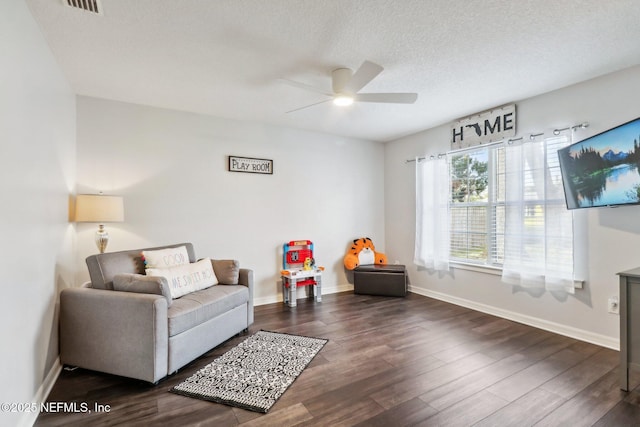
[36,292,640,426]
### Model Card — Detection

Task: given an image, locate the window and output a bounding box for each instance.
[449,144,504,267]
[415,130,579,290]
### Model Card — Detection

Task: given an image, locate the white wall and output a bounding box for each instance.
[385,65,640,348]
[0,1,76,426]
[75,96,385,303]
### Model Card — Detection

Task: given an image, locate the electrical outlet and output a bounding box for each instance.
[608,296,619,314]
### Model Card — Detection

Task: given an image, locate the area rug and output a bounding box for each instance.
[170,330,328,413]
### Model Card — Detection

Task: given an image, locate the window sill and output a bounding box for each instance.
[449,261,584,289]
[450,261,502,276]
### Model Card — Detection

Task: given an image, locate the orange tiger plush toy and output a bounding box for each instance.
[343,237,388,270]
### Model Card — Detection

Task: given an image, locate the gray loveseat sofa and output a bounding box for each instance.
[60,243,253,383]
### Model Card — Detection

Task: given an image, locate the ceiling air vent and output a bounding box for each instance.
[64,0,103,15]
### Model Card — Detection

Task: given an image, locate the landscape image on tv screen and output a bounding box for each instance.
[558,117,640,209]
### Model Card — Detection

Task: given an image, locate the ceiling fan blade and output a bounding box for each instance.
[278,78,333,96]
[285,99,332,114]
[343,61,383,94]
[354,93,418,104]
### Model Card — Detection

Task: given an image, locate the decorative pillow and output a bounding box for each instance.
[113,273,173,307]
[211,259,240,285]
[142,245,190,269]
[146,258,217,298]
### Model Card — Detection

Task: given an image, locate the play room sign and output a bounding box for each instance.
[228,156,273,174]
[451,104,516,149]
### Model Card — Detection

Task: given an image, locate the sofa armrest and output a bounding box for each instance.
[60,287,169,383]
[239,268,254,325]
[113,273,173,307]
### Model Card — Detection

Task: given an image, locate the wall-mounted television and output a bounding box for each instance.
[558,117,640,209]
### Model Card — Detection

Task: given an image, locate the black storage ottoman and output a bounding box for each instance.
[353,264,407,297]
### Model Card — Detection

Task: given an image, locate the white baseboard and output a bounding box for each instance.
[254,283,354,306]
[409,285,619,351]
[20,357,62,427]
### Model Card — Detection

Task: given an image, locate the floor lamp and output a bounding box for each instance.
[75,194,124,253]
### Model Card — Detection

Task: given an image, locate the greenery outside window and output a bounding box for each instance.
[449,144,504,267]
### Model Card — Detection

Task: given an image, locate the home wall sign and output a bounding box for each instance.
[228,156,273,174]
[451,104,516,149]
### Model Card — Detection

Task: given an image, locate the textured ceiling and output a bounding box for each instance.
[25,0,640,142]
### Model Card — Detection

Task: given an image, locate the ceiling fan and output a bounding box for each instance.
[281,60,418,113]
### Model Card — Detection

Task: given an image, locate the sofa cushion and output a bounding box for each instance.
[113,273,173,307]
[211,259,240,284]
[146,258,217,299]
[167,285,249,337]
[86,243,196,290]
[142,245,190,269]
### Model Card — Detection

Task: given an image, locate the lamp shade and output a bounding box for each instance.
[75,194,124,223]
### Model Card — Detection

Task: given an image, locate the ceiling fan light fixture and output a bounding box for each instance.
[283,60,417,113]
[333,94,354,106]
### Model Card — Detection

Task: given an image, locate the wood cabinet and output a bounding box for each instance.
[618,267,640,391]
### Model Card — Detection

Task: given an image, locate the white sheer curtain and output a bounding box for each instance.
[415,155,450,271]
[501,130,577,293]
